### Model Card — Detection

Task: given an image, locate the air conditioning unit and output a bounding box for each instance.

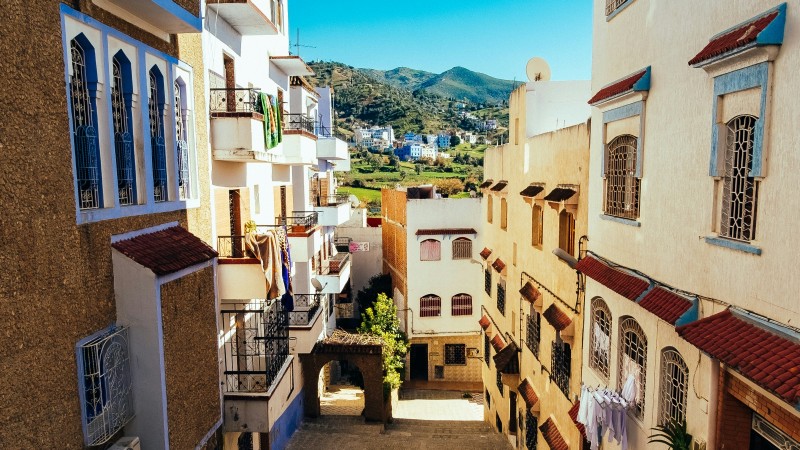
[691,438,707,450]
[109,437,141,450]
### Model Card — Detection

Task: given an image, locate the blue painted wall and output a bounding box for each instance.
[269,389,305,450]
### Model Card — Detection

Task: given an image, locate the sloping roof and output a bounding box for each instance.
[689,6,785,66]
[490,180,508,192]
[677,309,800,406]
[568,401,587,439]
[575,256,650,301]
[588,67,650,105]
[490,334,506,352]
[493,341,519,374]
[479,179,494,189]
[111,226,217,276]
[539,417,569,450]
[479,315,491,331]
[543,187,576,202]
[543,304,572,331]
[520,282,542,303]
[520,185,545,198]
[518,378,539,409]
[480,247,492,260]
[415,228,477,236]
[492,258,506,273]
[638,287,693,325]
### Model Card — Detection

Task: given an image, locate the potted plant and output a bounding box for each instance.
[648,418,692,450]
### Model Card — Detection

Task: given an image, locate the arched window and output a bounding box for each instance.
[451,293,472,316]
[659,348,688,426]
[112,52,136,206]
[531,203,543,247]
[618,317,647,418]
[148,66,168,202]
[500,197,508,230]
[558,210,575,255]
[420,239,441,261]
[720,115,759,242]
[70,35,102,210]
[589,297,611,379]
[419,294,441,317]
[452,237,472,260]
[605,135,640,219]
[174,78,191,200]
[487,195,493,223]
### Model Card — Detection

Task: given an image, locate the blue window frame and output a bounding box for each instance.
[69,34,102,210]
[174,78,191,200]
[111,51,136,206]
[148,66,168,202]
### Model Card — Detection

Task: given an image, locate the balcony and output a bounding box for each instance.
[207,0,279,35]
[287,294,323,327]
[314,194,352,226]
[316,125,349,161]
[316,253,351,294]
[282,114,317,165]
[100,0,201,33]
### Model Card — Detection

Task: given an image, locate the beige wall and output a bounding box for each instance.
[409,335,483,384]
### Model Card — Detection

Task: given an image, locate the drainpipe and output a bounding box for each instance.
[707,360,720,450]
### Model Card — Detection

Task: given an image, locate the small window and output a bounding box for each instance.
[525,411,539,450]
[496,412,503,432]
[605,135,640,220]
[532,203,543,247]
[500,197,508,230]
[619,317,647,419]
[606,0,634,16]
[659,348,688,426]
[558,210,575,256]
[434,365,445,379]
[486,388,491,407]
[174,79,191,200]
[496,279,506,315]
[484,267,492,296]
[718,115,759,242]
[111,53,137,207]
[589,297,612,379]
[444,344,466,365]
[452,237,472,260]
[420,294,441,317]
[484,333,491,366]
[70,36,102,210]
[148,67,168,203]
[551,338,571,397]
[451,294,473,316]
[526,311,541,359]
[420,239,441,261]
[487,195,493,223]
[496,370,504,396]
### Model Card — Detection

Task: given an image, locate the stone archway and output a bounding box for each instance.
[300,330,385,422]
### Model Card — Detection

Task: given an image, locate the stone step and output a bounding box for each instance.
[389,419,491,430]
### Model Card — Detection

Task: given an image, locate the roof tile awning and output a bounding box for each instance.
[638,287,693,325]
[543,187,576,202]
[539,417,569,450]
[518,378,539,409]
[270,55,314,76]
[112,226,217,276]
[677,309,800,407]
[520,185,545,198]
[520,282,542,304]
[543,304,572,331]
[479,315,491,331]
[479,179,494,189]
[689,5,786,66]
[492,258,506,273]
[480,247,492,260]
[493,341,519,374]
[490,334,506,352]
[490,180,508,192]
[575,256,650,301]
[415,228,477,236]
[588,67,651,105]
[568,401,587,439]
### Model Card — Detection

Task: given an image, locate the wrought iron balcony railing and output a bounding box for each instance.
[218,235,247,258]
[551,341,571,398]
[284,113,315,134]
[210,87,260,114]
[334,237,352,252]
[277,211,318,230]
[288,293,323,326]
[320,252,350,275]
[220,299,289,393]
[315,193,350,207]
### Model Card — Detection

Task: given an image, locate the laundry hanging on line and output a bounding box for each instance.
[576,374,637,450]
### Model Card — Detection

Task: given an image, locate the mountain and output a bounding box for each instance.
[359,67,438,91]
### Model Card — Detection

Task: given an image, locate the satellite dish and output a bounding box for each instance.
[349,194,359,207]
[526,57,552,82]
[311,278,324,292]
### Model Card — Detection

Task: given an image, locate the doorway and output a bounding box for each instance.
[410,344,428,381]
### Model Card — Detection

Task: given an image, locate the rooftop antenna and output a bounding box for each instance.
[292,28,316,57]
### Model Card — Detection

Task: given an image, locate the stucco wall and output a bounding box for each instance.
[410,334,483,384]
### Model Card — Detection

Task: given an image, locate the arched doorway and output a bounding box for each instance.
[319,359,365,416]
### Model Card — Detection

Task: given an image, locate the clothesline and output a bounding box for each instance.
[576,374,637,450]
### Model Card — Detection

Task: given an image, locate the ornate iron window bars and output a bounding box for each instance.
[526,311,541,359]
[619,317,648,419]
[496,281,506,315]
[589,297,612,379]
[174,81,190,200]
[111,57,136,206]
[550,339,571,398]
[485,267,492,295]
[720,115,759,242]
[70,38,101,210]
[659,348,688,426]
[484,333,491,366]
[148,69,168,202]
[605,135,640,220]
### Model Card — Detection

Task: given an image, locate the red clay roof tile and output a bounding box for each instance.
[492,258,506,273]
[539,417,569,450]
[638,287,693,324]
[543,304,572,331]
[112,226,217,276]
[415,228,477,236]
[588,68,648,105]
[575,256,649,301]
[491,334,506,352]
[520,185,545,198]
[677,309,800,406]
[479,179,494,189]
[568,401,587,439]
[480,247,492,260]
[520,282,542,304]
[689,10,781,66]
[479,315,491,331]
[518,378,539,409]
[490,180,508,192]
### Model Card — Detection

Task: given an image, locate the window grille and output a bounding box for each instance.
[551,339,571,398]
[149,69,168,202]
[111,57,136,206]
[174,81,191,200]
[500,197,508,230]
[496,281,506,315]
[525,411,538,450]
[452,237,472,260]
[486,388,491,407]
[532,204,543,247]
[420,295,441,317]
[484,333,491,366]
[420,239,441,261]
[487,195,493,223]
[485,267,492,295]
[752,414,800,450]
[445,344,466,365]
[606,0,631,15]
[605,135,640,219]
[589,297,611,379]
[496,370,504,396]
[70,38,101,210]
[526,311,541,359]
[558,210,576,256]
[451,294,473,316]
[77,326,133,446]
[720,115,759,242]
[659,348,688,426]
[434,365,444,379]
[618,317,647,419]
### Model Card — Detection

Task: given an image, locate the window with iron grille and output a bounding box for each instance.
[434,365,444,379]
[618,317,647,419]
[70,36,102,210]
[551,338,571,398]
[532,204,543,247]
[487,195,493,223]
[500,197,508,230]
[486,388,491,407]
[525,411,538,450]
[605,135,640,220]
[526,311,541,359]
[420,239,441,261]
[174,79,191,200]
[606,0,634,16]
[445,344,466,365]
[659,348,688,426]
[451,294,473,316]
[419,294,441,317]
[496,280,506,315]
[496,369,504,396]
[484,333,491,366]
[485,267,492,295]
[558,210,576,256]
[589,297,611,379]
[719,115,759,242]
[452,237,472,260]
[496,412,503,432]
[111,55,136,207]
[148,67,168,202]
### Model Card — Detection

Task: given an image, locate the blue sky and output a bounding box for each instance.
[289,0,593,82]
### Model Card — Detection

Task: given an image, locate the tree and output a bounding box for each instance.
[414,164,423,175]
[450,135,461,146]
[368,154,383,170]
[435,178,465,197]
[358,293,408,394]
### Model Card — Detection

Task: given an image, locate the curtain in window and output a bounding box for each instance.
[420,239,441,261]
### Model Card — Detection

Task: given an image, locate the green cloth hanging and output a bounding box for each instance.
[274,97,283,144]
[259,92,274,149]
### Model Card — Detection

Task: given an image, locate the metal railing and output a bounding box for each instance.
[221,300,289,393]
[218,235,247,258]
[209,87,260,113]
[320,253,351,275]
[277,211,318,229]
[334,237,352,252]
[551,341,571,398]
[315,193,350,207]
[284,113,314,133]
[496,282,506,315]
[606,0,629,15]
[288,294,323,326]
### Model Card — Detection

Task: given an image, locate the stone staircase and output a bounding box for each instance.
[286,416,511,450]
